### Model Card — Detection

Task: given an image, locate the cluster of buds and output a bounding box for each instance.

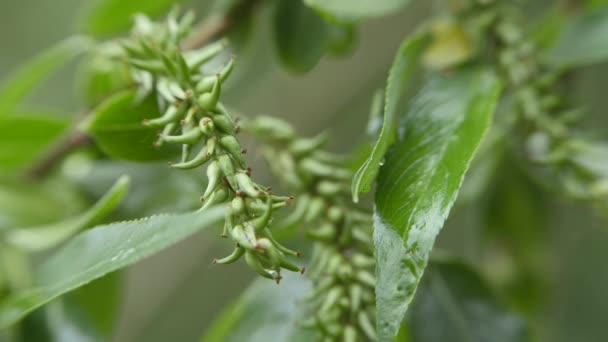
[464,1,608,202]
[248,116,378,341]
[120,11,301,282]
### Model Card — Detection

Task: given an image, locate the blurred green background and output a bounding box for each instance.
[1,0,608,341]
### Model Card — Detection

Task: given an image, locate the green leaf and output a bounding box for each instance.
[546,8,608,67]
[204,272,315,342]
[273,0,331,73]
[83,90,180,161]
[0,36,93,116]
[0,206,225,328]
[410,259,530,342]
[304,0,410,22]
[79,0,184,37]
[352,32,429,202]
[5,176,130,252]
[0,115,68,173]
[374,69,502,341]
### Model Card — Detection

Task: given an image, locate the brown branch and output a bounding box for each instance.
[26,131,91,180]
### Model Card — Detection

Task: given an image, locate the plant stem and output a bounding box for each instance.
[26,131,91,180]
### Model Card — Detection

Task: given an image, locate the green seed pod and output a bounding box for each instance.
[186,39,227,72]
[244,251,276,280]
[199,117,215,136]
[349,284,363,313]
[162,126,202,144]
[222,211,232,238]
[317,180,343,196]
[355,270,376,288]
[231,224,256,250]
[217,154,238,190]
[180,143,191,163]
[343,325,357,342]
[154,122,177,147]
[219,135,246,167]
[206,136,217,157]
[320,286,344,313]
[255,238,282,266]
[160,52,179,79]
[299,158,352,181]
[212,114,235,134]
[288,132,328,157]
[198,187,228,212]
[214,247,245,264]
[358,311,377,341]
[352,253,375,268]
[327,206,344,223]
[145,104,185,127]
[174,50,190,84]
[128,58,165,73]
[203,160,221,199]
[352,227,371,244]
[263,228,300,257]
[236,172,261,198]
[249,116,295,141]
[326,253,343,275]
[170,146,210,169]
[247,197,272,231]
[231,196,245,214]
[278,193,310,228]
[197,75,221,111]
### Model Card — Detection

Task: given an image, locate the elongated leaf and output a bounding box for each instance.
[0,206,225,328]
[0,115,68,173]
[304,0,410,22]
[352,32,429,202]
[410,259,529,342]
[273,0,331,73]
[374,69,501,340]
[546,8,608,67]
[0,36,93,116]
[5,176,130,251]
[204,272,315,342]
[79,0,183,37]
[83,90,179,161]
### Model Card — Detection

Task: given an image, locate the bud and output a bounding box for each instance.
[162,126,202,144]
[171,145,210,169]
[236,172,261,198]
[219,135,246,167]
[214,247,245,264]
[212,114,236,134]
[197,75,221,111]
[199,117,215,135]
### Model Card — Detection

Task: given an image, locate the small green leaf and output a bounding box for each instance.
[273,0,331,73]
[84,90,180,161]
[5,176,130,251]
[410,259,530,342]
[0,36,93,116]
[304,0,410,22]
[546,8,608,67]
[79,0,184,37]
[374,69,501,341]
[0,206,225,328]
[352,31,429,202]
[204,272,315,342]
[0,115,68,172]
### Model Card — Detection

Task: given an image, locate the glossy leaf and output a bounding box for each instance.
[273,0,331,73]
[352,31,429,202]
[0,206,225,328]
[5,176,130,251]
[203,273,315,342]
[410,259,530,342]
[0,115,67,172]
[546,8,608,67]
[304,0,410,22]
[83,90,180,161]
[374,69,501,341]
[0,36,93,116]
[79,0,184,37]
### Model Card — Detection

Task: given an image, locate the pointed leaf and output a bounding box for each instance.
[304,0,410,22]
[374,69,501,340]
[0,206,225,328]
[410,259,530,342]
[0,36,93,116]
[352,31,429,202]
[5,176,130,251]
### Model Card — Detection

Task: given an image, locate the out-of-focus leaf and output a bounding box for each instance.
[5,176,129,252]
[327,24,358,57]
[0,180,84,231]
[0,115,68,173]
[79,0,184,37]
[546,8,608,67]
[273,0,331,73]
[410,259,530,342]
[203,272,315,342]
[352,31,429,202]
[0,206,225,328]
[77,50,132,107]
[83,90,180,161]
[304,0,410,22]
[422,20,474,69]
[0,36,93,116]
[374,69,501,340]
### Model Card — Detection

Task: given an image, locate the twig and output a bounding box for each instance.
[26,131,91,179]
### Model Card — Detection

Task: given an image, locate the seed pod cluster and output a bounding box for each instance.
[248,117,378,341]
[463,1,608,202]
[120,11,300,282]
